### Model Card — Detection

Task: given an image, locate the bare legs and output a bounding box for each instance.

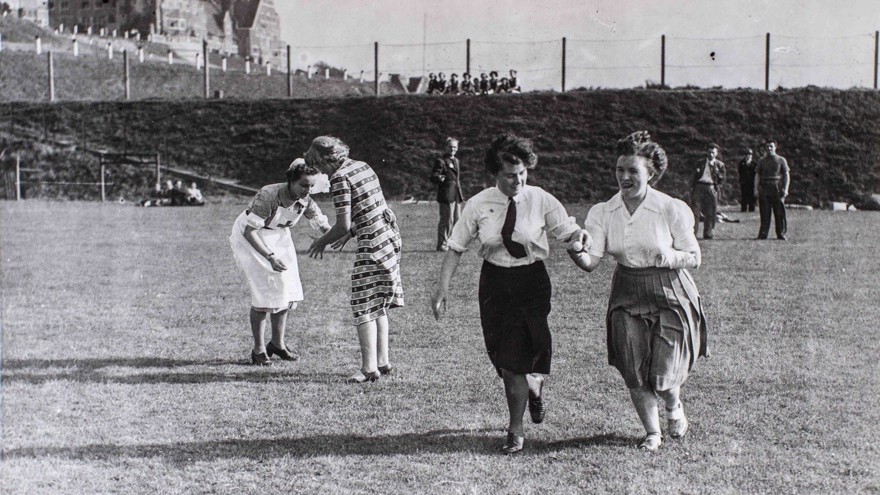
[355,313,391,373]
[629,384,684,450]
[249,306,293,353]
[500,370,544,437]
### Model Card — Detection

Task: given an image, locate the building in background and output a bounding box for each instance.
[5,0,49,27]
[45,0,280,63]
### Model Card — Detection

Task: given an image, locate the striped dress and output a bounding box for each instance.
[330,159,404,324]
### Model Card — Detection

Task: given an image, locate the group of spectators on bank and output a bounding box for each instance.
[141,179,205,207]
[427,69,522,95]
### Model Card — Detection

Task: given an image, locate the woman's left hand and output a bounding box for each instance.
[307,239,327,259]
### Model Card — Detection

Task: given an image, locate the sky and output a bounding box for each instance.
[275,0,880,90]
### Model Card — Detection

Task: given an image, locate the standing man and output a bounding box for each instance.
[430,137,464,251]
[689,143,725,239]
[738,148,757,212]
[754,139,790,240]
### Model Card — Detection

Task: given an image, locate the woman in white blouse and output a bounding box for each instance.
[229,159,332,366]
[570,131,708,451]
[431,134,590,454]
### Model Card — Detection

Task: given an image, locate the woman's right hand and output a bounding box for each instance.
[431,289,448,321]
[268,255,287,272]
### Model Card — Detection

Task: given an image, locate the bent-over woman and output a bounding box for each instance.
[306,136,404,383]
[431,134,590,454]
[570,131,708,451]
[230,159,331,365]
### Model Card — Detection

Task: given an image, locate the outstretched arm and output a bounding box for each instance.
[431,250,463,320]
[307,210,351,259]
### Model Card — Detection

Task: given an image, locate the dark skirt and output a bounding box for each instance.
[606,264,708,390]
[479,260,552,376]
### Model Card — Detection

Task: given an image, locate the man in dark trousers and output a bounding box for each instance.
[689,143,725,239]
[754,139,790,240]
[738,148,757,212]
[430,137,464,251]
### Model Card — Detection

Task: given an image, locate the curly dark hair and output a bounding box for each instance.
[286,158,321,183]
[484,134,538,175]
[615,130,668,184]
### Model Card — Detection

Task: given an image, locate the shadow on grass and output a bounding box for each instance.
[1,357,341,385]
[2,430,633,463]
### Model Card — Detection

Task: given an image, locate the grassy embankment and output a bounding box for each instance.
[2,89,879,206]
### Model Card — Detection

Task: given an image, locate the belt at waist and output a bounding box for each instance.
[760,177,781,182]
[696,181,715,186]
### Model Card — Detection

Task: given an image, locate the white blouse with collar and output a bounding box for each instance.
[448,185,580,267]
[584,187,700,269]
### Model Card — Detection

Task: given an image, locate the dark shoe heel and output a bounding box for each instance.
[251,351,272,366]
[266,341,298,361]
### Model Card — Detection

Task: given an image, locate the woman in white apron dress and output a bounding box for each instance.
[230,159,333,365]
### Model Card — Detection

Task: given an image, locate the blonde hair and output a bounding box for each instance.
[304,136,350,168]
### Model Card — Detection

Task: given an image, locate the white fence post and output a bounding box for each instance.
[138,47,144,63]
[72,37,78,56]
[325,68,329,79]
[35,35,41,55]
[266,62,272,75]
[168,50,174,65]
[195,52,201,69]
[222,55,227,72]
[107,42,114,59]
[245,59,251,74]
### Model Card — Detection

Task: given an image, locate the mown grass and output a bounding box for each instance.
[1,200,877,494]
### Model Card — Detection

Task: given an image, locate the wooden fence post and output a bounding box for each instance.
[561,37,566,93]
[203,39,209,99]
[15,154,21,201]
[47,51,55,102]
[661,34,666,87]
[765,33,770,91]
[374,42,380,96]
[99,154,106,203]
[124,49,130,100]
[287,44,293,97]
[466,38,470,76]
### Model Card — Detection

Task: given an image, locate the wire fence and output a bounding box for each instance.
[1,29,878,101]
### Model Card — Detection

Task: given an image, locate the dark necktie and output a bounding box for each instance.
[501,198,527,258]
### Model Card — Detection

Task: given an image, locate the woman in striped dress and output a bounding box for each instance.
[571,131,708,451]
[306,136,404,383]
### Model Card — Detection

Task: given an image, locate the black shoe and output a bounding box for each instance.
[501,432,524,454]
[266,341,298,361]
[378,364,393,375]
[703,234,714,240]
[528,376,546,424]
[347,369,381,383]
[251,351,272,366]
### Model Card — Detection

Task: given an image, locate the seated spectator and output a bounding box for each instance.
[436,72,448,94]
[140,183,167,207]
[489,71,499,93]
[445,73,460,94]
[460,73,475,95]
[427,73,442,94]
[497,77,511,93]
[509,69,521,92]
[479,73,491,95]
[185,181,205,206]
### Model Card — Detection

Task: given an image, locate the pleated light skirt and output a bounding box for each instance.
[606,264,708,390]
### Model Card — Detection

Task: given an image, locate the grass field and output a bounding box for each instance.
[1,200,878,494]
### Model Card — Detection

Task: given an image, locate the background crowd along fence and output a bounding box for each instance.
[2,28,879,101]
